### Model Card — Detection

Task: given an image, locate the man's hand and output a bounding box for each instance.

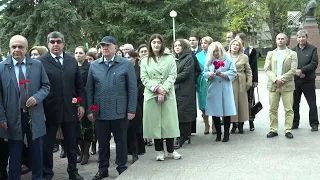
[275,79,284,87]
[88,113,96,122]
[78,106,85,120]
[157,87,167,96]
[0,122,7,130]
[26,96,37,108]
[295,69,302,76]
[127,113,135,120]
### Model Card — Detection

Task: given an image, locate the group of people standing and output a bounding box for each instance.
[0,28,318,180]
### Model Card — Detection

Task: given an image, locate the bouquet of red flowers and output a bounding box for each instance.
[213,60,225,70]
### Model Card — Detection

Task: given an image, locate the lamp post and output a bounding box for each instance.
[170,10,177,41]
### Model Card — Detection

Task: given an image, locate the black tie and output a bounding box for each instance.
[55,56,62,68]
[17,62,27,110]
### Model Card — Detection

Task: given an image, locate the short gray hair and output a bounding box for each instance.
[297,30,308,37]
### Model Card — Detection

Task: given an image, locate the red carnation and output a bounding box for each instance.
[19,80,25,85]
[218,61,225,67]
[25,79,31,83]
[90,105,99,112]
[76,97,82,103]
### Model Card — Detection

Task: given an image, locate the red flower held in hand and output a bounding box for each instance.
[25,79,31,83]
[90,105,99,112]
[217,61,225,67]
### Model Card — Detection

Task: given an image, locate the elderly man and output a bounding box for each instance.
[123,43,134,54]
[291,30,319,131]
[39,31,85,180]
[0,35,50,180]
[87,36,137,180]
[264,33,297,139]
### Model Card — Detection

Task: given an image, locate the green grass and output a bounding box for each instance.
[257,57,265,68]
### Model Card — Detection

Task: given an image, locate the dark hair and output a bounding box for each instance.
[237,32,247,41]
[75,46,87,54]
[228,31,237,38]
[147,34,165,64]
[137,44,147,53]
[189,35,199,41]
[116,49,124,57]
[172,39,190,56]
[127,50,139,64]
[47,31,65,43]
[86,51,97,60]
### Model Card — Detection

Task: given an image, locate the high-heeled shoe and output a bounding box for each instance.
[249,121,255,131]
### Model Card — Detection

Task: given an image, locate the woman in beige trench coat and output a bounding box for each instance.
[228,39,252,134]
[140,34,181,161]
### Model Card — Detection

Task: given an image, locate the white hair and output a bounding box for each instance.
[205,41,227,66]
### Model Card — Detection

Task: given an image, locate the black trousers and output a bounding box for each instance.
[293,81,319,127]
[0,138,9,175]
[179,122,191,138]
[43,121,78,177]
[154,138,174,153]
[96,119,128,174]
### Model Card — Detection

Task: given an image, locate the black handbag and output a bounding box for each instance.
[250,87,263,116]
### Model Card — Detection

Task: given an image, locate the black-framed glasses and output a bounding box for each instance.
[49,40,63,44]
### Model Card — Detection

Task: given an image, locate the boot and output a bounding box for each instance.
[249,120,255,131]
[60,141,66,158]
[211,119,216,134]
[213,117,221,141]
[90,141,97,155]
[81,141,91,165]
[230,122,237,134]
[77,140,84,163]
[223,117,231,142]
[204,116,210,135]
[238,122,244,134]
[174,137,181,149]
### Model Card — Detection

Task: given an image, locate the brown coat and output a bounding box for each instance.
[231,54,252,122]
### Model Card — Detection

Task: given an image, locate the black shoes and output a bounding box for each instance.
[249,121,255,131]
[238,122,244,134]
[230,122,237,134]
[53,144,59,153]
[311,126,318,132]
[43,175,53,180]
[215,133,221,141]
[92,171,108,180]
[292,123,299,129]
[90,142,97,155]
[266,132,278,138]
[285,132,294,139]
[69,171,84,180]
[60,147,66,158]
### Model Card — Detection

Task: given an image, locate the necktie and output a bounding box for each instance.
[55,56,62,68]
[17,62,27,110]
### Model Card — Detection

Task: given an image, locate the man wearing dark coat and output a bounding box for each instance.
[39,31,85,180]
[291,30,319,131]
[0,35,50,180]
[87,36,137,180]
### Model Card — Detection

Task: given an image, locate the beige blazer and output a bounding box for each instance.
[264,48,297,92]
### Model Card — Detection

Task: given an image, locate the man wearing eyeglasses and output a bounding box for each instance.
[38,31,85,180]
[0,35,50,180]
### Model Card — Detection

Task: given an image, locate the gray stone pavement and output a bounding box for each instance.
[22,72,320,180]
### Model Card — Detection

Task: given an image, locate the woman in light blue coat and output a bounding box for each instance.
[204,42,237,142]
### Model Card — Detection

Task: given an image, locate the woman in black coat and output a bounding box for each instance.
[173,39,196,149]
[74,46,93,165]
[124,50,146,163]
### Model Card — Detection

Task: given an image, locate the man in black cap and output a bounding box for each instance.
[86,36,137,180]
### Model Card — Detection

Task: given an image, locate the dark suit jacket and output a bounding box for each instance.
[86,55,137,121]
[0,55,50,140]
[38,52,85,124]
[244,48,258,83]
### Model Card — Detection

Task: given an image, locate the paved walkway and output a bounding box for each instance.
[22,72,320,180]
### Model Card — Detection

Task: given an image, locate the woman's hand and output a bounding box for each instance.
[217,72,227,78]
[157,87,167,96]
[157,94,165,104]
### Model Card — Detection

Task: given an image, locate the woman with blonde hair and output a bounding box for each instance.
[196,36,216,135]
[204,42,237,142]
[29,46,48,59]
[228,39,252,134]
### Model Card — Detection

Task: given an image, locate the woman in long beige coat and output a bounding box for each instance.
[228,39,252,134]
[140,34,181,161]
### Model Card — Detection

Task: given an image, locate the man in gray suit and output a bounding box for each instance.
[87,36,137,180]
[0,35,50,180]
